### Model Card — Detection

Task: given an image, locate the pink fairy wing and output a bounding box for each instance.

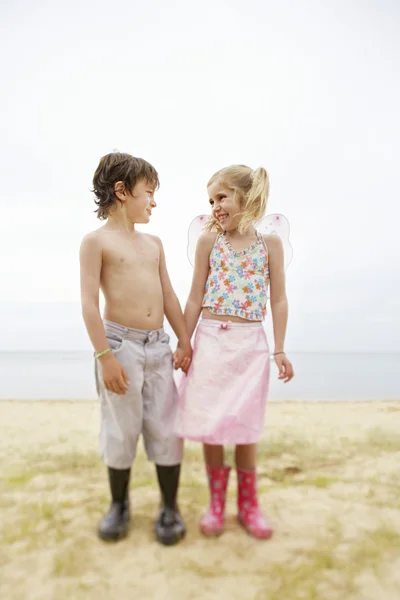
[187,214,210,267]
[256,213,293,270]
[187,212,294,271]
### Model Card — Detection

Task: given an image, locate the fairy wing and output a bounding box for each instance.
[187,212,293,271]
[187,214,211,267]
[256,213,293,270]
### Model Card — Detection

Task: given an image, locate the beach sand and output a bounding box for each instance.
[1,400,400,600]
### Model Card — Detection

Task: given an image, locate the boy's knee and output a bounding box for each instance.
[101,438,139,470]
[145,435,183,466]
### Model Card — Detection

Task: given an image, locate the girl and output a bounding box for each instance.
[175,165,294,540]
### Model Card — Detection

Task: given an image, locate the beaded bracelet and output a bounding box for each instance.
[273,351,286,357]
[95,348,111,360]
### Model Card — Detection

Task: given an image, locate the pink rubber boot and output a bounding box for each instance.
[237,467,273,540]
[200,465,231,537]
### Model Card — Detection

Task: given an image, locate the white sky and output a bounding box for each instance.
[0,0,399,352]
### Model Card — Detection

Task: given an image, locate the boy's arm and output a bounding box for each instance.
[79,233,110,354]
[80,233,129,394]
[265,234,288,353]
[157,238,191,367]
[184,233,215,339]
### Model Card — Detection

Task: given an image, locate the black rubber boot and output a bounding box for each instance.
[155,464,186,546]
[98,467,131,541]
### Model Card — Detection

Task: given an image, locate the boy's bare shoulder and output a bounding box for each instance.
[80,227,106,253]
[142,232,161,242]
[141,232,164,250]
[81,225,107,243]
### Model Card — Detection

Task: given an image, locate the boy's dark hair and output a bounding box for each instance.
[92,152,160,220]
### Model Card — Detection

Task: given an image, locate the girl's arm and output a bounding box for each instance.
[265,234,294,382]
[265,234,288,353]
[184,232,216,339]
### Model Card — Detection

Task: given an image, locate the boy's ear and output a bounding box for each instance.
[114,181,126,201]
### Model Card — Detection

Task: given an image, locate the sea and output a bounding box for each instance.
[0,351,398,402]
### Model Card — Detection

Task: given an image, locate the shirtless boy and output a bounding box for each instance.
[80,152,191,545]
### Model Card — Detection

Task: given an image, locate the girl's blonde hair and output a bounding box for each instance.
[205,164,269,234]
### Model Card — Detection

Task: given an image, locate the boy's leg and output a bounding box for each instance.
[142,331,186,546]
[95,333,144,541]
[98,467,131,541]
[154,462,185,546]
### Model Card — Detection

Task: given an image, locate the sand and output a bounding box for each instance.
[1,400,400,600]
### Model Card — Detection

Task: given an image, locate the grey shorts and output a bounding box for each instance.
[95,320,183,469]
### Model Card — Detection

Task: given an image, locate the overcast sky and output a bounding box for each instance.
[0,0,399,352]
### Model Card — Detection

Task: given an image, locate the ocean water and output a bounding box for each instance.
[0,351,398,402]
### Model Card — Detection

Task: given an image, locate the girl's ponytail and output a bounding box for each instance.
[238,167,269,234]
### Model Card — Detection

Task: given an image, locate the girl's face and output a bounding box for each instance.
[207,179,242,232]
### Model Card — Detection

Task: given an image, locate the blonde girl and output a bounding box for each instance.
[175,165,294,539]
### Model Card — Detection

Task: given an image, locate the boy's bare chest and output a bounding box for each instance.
[104,239,159,272]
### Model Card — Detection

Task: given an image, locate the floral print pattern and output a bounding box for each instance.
[202,233,269,321]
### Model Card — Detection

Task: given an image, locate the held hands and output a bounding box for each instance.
[100,352,130,395]
[173,339,193,373]
[274,352,294,383]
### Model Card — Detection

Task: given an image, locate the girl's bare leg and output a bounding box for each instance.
[203,443,224,467]
[235,443,257,469]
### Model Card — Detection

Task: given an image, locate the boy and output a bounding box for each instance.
[80,152,191,545]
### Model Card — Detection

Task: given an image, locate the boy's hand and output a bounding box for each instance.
[100,353,130,395]
[173,340,192,373]
[274,353,294,383]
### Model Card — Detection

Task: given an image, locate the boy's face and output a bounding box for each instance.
[118,179,157,224]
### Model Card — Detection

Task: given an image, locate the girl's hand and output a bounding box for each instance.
[274,353,294,383]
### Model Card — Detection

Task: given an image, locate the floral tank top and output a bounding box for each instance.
[202,232,270,321]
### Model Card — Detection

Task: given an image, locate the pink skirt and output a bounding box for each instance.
[175,318,270,444]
